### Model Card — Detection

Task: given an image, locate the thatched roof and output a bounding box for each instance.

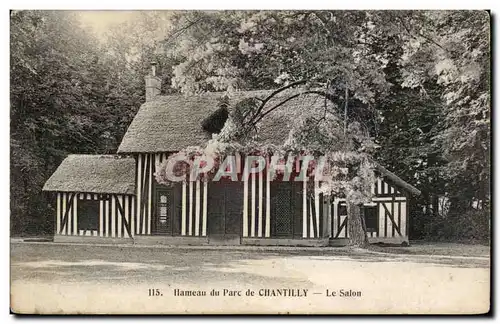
[117,89,332,153]
[117,93,223,153]
[43,155,136,194]
[116,89,419,195]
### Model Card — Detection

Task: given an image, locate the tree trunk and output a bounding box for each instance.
[347,202,369,247]
[431,194,440,217]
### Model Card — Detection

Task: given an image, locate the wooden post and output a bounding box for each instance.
[56,193,61,234]
[265,169,271,238]
[243,175,248,237]
[99,200,104,237]
[136,154,142,235]
[302,177,307,238]
[130,196,135,238]
[188,180,193,236]
[111,195,116,238]
[148,154,152,235]
[202,180,207,236]
[251,172,256,237]
[258,170,263,237]
[181,181,187,235]
[309,194,314,238]
[72,195,77,235]
[314,180,320,238]
[195,179,201,236]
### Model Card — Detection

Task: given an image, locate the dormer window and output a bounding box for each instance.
[201,106,229,134]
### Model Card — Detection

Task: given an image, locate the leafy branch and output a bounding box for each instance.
[396,16,448,53]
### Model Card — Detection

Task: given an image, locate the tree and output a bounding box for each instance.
[10,11,149,235]
[10,10,489,243]
[10,10,186,235]
[397,11,490,237]
[156,10,490,245]
[157,10,408,247]
[11,11,107,234]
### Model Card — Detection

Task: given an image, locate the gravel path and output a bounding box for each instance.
[10,242,490,314]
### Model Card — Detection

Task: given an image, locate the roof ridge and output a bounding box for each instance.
[117,89,335,153]
[149,88,295,101]
[67,154,132,159]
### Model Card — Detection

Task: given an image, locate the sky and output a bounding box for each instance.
[77,11,138,38]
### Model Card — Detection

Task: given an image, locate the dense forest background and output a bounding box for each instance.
[10,10,490,242]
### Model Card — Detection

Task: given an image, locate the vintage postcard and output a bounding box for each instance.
[10,9,490,314]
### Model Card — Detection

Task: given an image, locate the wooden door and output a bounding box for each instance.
[154,188,175,235]
[207,181,243,240]
[270,181,303,238]
[270,182,294,237]
[207,183,225,236]
[224,182,243,237]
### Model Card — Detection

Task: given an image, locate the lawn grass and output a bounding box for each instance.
[369,241,490,257]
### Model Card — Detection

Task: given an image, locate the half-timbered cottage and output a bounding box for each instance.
[43,155,136,242]
[43,68,421,246]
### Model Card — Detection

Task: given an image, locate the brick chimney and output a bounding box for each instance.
[145,62,161,102]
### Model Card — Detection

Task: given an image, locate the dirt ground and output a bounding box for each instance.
[368,241,490,257]
[10,242,490,314]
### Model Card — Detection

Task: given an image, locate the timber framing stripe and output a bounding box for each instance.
[330,189,407,240]
[202,180,208,236]
[151,176,206,238]
[298,181,325,239]
[55,192,135,238]
[136,154,142,235]
[261,172,267,238]
[331,199,336,238]
[258,171,263,237]
[319,192,324,237]
[310,193,317,239]
[314,181,320,238]
[51,153,413,243]
[247,176,252,237]
[117,196,122,237]
[400,200,406,237]
[99,198,104,236]
[181,181,187,235]
[113,193,132,237]
[334,217,348,239]
[188,179,193,235]
[60,192,75,234]
[254,174,258,237]
[72,195,77,235]
[111,195,116,237]
[195,179,201,236]
[56,193,61,234]
[134,153,154,236]
[148,155,153,235]
[191,180,195,235]
[139,154,149,234]
[265,169,271,237]
[240,170,271,239]
[392,197,395,237]
[382,201,402,236]
[384,201,388,237]
[251,172,256,237]
[243,178,248,237]
[302,177,307,238]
